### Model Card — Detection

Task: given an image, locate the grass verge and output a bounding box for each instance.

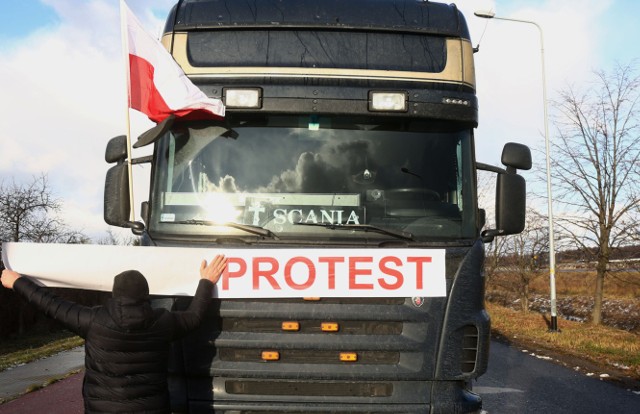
[487,301,640,382]
[0,331,84,372]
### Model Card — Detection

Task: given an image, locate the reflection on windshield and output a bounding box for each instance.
[150,116,475,240]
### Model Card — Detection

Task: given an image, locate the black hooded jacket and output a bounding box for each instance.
[13,275,214,413]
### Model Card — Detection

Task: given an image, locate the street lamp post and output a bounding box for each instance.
[474,10,559,332]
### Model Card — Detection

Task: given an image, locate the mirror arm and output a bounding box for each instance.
[125,221,145,236]
[131,155,153,165]
[481,228,503,243]
[476,162,507,174]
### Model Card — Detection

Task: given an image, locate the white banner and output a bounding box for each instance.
[2,242,446,298]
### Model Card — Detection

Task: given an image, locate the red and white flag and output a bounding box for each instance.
[120,0,224,123]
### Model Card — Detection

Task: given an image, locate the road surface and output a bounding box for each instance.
[0,371,83,414]
[476,340,639,413]
[0,340,638,413]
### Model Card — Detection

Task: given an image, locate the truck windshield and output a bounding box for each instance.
[149,115,476,241]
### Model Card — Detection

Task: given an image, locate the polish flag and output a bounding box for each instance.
[120,0,224,123]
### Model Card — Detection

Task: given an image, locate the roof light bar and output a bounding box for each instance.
[442,97,470,106]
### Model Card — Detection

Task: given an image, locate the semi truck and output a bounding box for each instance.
[104,0,532,412]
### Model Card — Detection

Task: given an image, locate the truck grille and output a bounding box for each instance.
[220,349,400,364]
[226,380,393,397]
[222,318,403,335]
[180,296,438,381]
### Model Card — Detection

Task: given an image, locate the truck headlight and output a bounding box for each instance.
[224,88,262,109]
[369,91,407,112]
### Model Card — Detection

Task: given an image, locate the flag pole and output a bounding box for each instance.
[119,0,136,222]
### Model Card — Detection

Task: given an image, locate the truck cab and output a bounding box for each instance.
[104,1,531,412]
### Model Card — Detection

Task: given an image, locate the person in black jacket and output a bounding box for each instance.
[1,254,228,414]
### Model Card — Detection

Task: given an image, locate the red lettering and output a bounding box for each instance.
[318,257,344,289]
[378,256,404,290]
[222,257,247,290]
[407,256,432,289]
[285,256,316,290]
[349,256,374,289]
[253,257,281,290]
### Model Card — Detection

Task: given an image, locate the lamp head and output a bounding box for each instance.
[474,10,496,19]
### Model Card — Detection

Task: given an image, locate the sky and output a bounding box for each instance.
[1,0,639,241]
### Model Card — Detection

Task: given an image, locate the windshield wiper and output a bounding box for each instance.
[294,223,413,241]
[170,220,277,238]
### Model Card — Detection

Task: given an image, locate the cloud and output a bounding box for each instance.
[0,0,624,240]
[453,0,614,211]
[0,0,171,240]
[420,0,616,215]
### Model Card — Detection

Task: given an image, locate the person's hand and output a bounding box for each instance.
[1,269,21,290]
[199,254,228,284]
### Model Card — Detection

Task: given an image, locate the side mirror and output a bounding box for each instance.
[103,163,145,235]
[495,172,526,234]
[496,143,529,235]
[502,142,532,171]
[105,135,128,164]
[479,142,530,242]
[104,163,130,227]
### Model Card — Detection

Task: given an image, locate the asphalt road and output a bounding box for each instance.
[0,371,83,414]
[0,340,638,413]
[476,340,640,413]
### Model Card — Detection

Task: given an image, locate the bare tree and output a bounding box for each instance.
[0,174,89,335]
[484,234,509,282]
[551,63,640,325]
[0,174,91,244]
[503,208,548,312]
[96,228,139,246]
[477,170,507,281]
[486,208,548,312]
[1,174,57,242]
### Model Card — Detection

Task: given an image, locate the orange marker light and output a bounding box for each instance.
[339,352,358,362]
[261,351,280,361]
[304,297,321,301]
[282,321,300,331]
[321,322,339,332]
